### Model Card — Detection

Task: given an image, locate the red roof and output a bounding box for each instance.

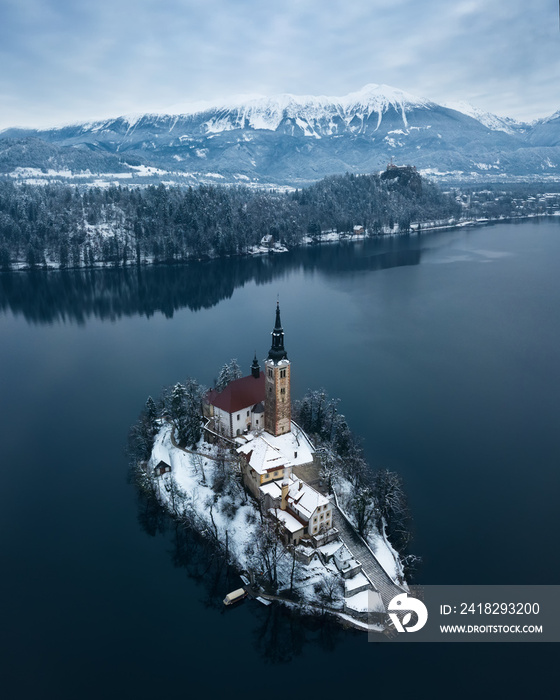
[206,373,265,414]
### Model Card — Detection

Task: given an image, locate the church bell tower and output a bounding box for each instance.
[265,302,291,436]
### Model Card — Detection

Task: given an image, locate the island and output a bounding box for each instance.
[130,303,415,631]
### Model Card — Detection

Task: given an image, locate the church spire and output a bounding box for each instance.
[251,351,260,379]
[268,301,288,363]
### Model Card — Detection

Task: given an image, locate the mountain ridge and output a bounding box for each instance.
[1,84,559,185]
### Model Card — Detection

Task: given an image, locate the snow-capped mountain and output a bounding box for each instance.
[189,84,435,136]
[443,101,527,136]
[2,84,560,184]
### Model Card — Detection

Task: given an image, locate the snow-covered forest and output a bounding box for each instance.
[0,170,460,270]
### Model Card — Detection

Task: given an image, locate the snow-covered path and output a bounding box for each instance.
[331,505,404,608]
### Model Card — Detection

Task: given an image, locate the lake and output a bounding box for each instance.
[1,220,559,698]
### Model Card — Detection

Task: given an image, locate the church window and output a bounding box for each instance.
[294,451,297,458]
[268,369,273,377]
[237,414,240,420]
[280,369,286,378]
[280,388,285,394]
[247,410,250,417]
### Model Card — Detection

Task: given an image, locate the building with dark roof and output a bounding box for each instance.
[205,369,265,437]
[205,303,292,439]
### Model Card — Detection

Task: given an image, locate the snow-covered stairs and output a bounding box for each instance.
[331,505,404,609]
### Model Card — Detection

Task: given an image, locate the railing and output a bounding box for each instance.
[331,489,405,590]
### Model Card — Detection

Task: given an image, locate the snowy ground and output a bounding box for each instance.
[148,423,386,623]
[151,425,338,599]
[151,425,256,568]
[334,475,404,584]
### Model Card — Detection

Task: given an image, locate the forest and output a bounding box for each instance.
[0,169,460,270]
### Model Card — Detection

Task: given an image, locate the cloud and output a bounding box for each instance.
[0,0,558,128]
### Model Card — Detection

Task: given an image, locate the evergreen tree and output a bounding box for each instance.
[216,358,243,391]
[0,245,11,271]
[170,382,187,444]
[183,377,204,448]
[228,358,243,381]
[145,396,158,440]
[216,363,231,392]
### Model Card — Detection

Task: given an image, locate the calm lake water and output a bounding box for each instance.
[1,221,559,698]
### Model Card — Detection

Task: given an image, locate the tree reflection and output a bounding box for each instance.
[0,238,422,324]
[134,486,359,663]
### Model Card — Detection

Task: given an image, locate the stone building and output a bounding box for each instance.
[264,302,291,436]
[205,355,265,438]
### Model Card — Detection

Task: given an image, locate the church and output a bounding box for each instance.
[204,303,334,546]
[205,301,292,439]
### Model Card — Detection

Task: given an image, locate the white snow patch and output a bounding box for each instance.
[345,590,385,613]
[344,572,370,594]
[444,101,525,135]
[128,164,168,176]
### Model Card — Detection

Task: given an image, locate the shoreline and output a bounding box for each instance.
[141,418,404,632]
[3,212,558,274]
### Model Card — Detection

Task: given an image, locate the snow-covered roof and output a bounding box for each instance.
[236,419,314,475]
[152,438,172,466]
[262,422,315,467]
[344,572,370,594]
[334,544,361,572]
[237,435,291,476]
[287,479,329,521]
[296,543,315,556]
[318,541,343,558]
[259,481,282,499]
[234,420,315,469]
[269,508,305,534]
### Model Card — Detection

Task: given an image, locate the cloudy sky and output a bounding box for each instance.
[1,0,559,129]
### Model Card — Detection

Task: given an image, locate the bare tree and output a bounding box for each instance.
[350,485,377,537]
[246,513,286,591]
[314,571,342,608]
[372,469,411,553]
[191,451,207,485]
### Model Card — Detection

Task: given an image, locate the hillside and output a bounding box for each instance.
[2,84,560,186]
[0,169,459,270]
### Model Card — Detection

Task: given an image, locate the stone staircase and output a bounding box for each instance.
[331,504,404,608]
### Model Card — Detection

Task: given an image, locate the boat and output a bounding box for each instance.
[223,588,247,606]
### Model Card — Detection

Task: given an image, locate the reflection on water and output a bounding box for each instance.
[136,488,355,662]
[0,238,422,324]
[2,220,560,693]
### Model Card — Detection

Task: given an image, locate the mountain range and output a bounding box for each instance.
[2,84,560,186]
